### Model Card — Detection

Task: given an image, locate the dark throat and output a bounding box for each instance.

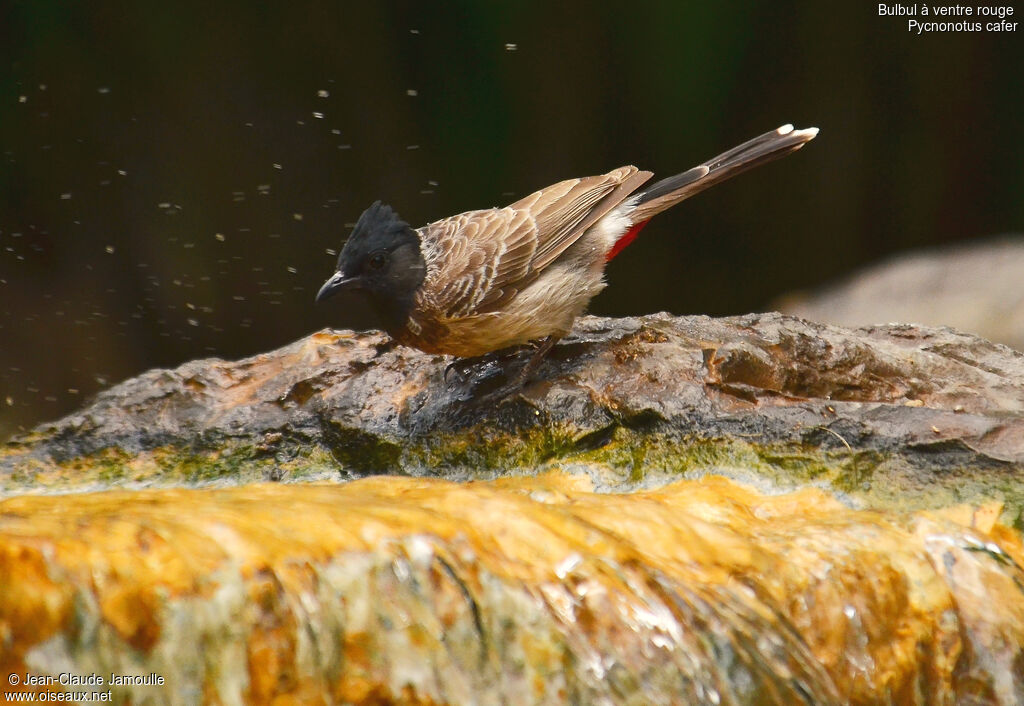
[362,236,426,338]
[366,289,417,338]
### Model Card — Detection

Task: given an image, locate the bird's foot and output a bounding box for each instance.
[443,346,524,386]
[510,335,559,389]
[373,338,399,357]
[444,336,560,393]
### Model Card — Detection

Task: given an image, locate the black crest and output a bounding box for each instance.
[331,200,426,333]
[336,201,416,272]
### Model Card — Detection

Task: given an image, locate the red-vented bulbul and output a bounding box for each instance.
[316,124,818,380]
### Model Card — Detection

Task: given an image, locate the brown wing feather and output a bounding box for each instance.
[417,209,523,320]
[417,166,651,320]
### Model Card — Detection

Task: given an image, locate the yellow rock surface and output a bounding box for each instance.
[1,473,1022,705]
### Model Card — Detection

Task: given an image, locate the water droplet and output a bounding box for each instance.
[60,193,72,200]
[406,89,418,97]
[215,233,226,241]
[317,89,329,98]
[504,43,518,51]
[105,245,115,254]
[293,213,303,221]
[312,111,324,119]
[18,96,27,103]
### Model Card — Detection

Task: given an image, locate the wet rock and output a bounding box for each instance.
[3,313,1024,704]
[1,474,1022,705]
[3,313,1024,522]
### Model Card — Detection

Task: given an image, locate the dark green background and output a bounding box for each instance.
[2,1,1022,438]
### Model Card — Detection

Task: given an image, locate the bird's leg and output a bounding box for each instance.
[444,336,559,390]
[513,335,560,387]
[373,338,399,357]
[444,346,525,384]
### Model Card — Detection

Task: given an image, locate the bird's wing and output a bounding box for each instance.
[418,166,652,319]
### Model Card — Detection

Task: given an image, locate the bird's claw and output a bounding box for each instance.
[443,336,560,392]
[443,351,512,386]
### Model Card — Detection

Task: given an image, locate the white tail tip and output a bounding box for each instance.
[778,124,820,140]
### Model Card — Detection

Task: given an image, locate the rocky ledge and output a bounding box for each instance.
[2,313,1024,705]
[3,313,1023,521]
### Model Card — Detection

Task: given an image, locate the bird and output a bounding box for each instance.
[316,124,818,383]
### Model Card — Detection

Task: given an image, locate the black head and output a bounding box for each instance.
[315,201,426,330]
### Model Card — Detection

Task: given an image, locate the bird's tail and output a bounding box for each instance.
[628,124,819,224]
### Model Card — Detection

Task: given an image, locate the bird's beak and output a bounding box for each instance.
[315,271,360,303]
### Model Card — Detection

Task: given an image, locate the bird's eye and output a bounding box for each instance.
[367,251,388,271]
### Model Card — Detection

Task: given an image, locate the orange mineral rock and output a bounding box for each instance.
[1,473,1021,705]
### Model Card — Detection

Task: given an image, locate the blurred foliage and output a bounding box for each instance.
[1,0,1022,437]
